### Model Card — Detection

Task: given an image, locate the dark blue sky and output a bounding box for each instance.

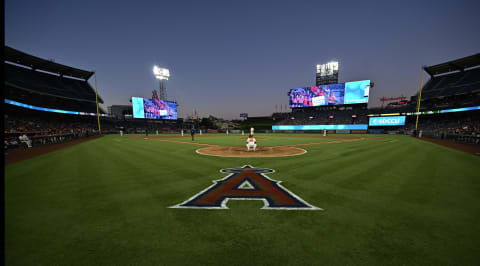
[6,0,480,119]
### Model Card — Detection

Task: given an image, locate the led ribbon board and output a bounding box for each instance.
[272,124,368,130]
[4,99,110,117]
[369,116,406,126]
[440,106,480,113]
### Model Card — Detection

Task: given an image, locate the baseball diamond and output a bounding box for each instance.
[4,2,480,265]
[5,133,480,265]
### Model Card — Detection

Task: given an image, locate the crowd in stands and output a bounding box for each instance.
[405,114,480,135]
[420,94,480,110]
[5,113,183,135]
[5,115,95,135]
[406,113,480,144]
[4,105,186,151]
[4,113,99,150]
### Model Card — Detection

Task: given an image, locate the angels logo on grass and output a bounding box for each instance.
[170,165,322,210]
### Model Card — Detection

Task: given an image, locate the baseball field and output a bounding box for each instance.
[5,134,480,265]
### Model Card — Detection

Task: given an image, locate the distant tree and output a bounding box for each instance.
[200,117,217,129]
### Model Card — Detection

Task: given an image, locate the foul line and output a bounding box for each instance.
[288,137,367,147]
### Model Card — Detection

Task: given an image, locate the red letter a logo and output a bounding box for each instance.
[170,165,321,210]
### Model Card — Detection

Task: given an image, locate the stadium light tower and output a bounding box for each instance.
[316,61,339,86]
[153,65,170,101]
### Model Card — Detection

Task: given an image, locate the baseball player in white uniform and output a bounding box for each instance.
[19,134,32,148]
[246,134,257,151]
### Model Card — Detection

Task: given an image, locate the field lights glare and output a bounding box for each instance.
[316,61,339,74]
[153,65,170,80]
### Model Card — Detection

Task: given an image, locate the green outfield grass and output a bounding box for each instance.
[5,134,480,265]
[151,133,337,146]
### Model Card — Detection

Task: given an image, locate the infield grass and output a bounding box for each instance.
[5,134,480,265]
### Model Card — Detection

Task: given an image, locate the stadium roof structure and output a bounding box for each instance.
[424,53,480,77]
[5,46,94,80]
[5,63,104,104]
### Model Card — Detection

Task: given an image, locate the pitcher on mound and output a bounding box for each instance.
[246,134,257,151]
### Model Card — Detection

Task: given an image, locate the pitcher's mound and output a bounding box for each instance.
[196,146,307,158]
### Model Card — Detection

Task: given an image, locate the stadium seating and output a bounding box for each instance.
[274,107,368,126]
[4,46,479,150]
[419,65,480,100]
[5,63,101,103]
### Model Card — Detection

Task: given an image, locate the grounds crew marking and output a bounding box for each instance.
[170,165,322,210]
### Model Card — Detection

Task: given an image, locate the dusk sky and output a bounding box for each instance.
[5,0,480,119]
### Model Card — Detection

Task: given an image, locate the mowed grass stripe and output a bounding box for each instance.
[272,138,410,213]
[5,134,480,265]
[6,136,226,264]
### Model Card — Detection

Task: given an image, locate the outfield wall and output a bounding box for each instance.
[272,124,368,134]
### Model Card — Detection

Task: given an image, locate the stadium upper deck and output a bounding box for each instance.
[415,53,480,101]
[4,46,104,113]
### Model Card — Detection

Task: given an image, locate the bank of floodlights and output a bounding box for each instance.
[153,65,170,80]
[316,61,339,76]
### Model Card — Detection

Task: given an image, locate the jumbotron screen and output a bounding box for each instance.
[289,80,370,107]
[131,97,178,120]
